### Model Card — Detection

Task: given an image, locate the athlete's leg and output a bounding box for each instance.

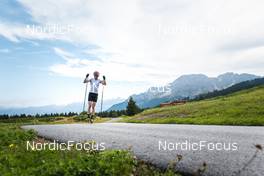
[88,101,93,114]
[91,102,96,115]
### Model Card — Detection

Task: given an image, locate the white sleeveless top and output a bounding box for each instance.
[89,78,101,94]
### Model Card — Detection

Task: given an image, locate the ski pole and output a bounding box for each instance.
[82,74,89,112]
[100,76,106,117]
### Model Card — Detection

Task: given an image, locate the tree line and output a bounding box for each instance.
[0,97,143,119]
[0,112,78,119]
[97,97,143,117]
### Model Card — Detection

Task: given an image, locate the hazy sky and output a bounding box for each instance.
[0,0,264,107]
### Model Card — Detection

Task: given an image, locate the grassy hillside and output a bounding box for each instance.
[194,77,264,101]
[123,86,264,126]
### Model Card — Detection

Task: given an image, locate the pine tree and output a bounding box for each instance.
[126,97,141,116]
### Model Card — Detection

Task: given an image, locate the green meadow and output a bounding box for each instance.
[123,86,264,126]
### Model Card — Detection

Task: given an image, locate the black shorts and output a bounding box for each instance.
[88,92,98,102]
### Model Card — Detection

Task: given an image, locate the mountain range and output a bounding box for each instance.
[0,98,124,115]
[107,72,260,111]
[0,72,260,115]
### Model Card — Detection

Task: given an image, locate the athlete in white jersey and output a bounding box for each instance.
[83,71,106,120]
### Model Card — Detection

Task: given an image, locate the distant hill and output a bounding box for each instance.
[123,85,264,126]
[195,77,264,100]
[108,72,260,111]
[0,103,81,116]
[0,98,124,115]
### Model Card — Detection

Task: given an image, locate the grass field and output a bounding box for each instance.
[123,86,264,126]
[0,123,136,175]
[0,119,180,176]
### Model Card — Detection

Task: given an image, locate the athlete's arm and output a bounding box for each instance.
[100,80,106,85]
[101,75,106,85]
[83,74,91,83]
[84,78,92,83]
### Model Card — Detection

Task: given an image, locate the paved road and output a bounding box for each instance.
[22,123,264,176]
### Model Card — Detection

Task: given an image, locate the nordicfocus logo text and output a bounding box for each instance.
[26,140,106,151]
[158,140,238,151]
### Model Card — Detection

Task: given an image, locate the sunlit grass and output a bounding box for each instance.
[123,86,264,126]
[0,123,181,175]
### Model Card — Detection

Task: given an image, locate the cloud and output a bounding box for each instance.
[1,0,263,106]
[18,0,263,77]
[51,47,169,85]
[217,37,264,53]
[0,19,79,43]
[220,46,264,74]
[51,47,103,78]
[3,0,264,81]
